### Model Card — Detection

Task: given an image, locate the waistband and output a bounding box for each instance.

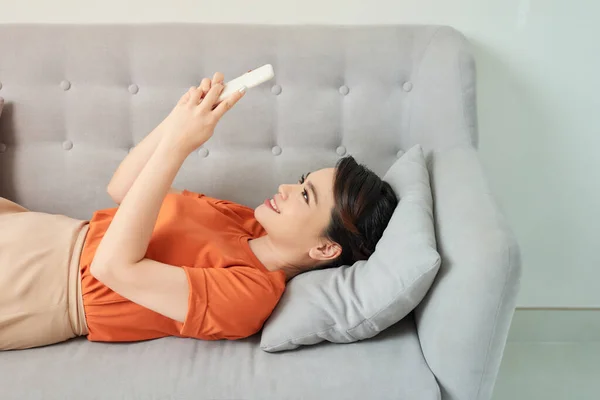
[68,223,90,337]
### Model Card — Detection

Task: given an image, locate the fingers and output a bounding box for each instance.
[199,82,225,112]
[188,85,205,105]
[187,74,221,107]
[198,78,211,97]
[176,71,229,108]
[178,86,196,105]
[212,87,246,119]
[212,72,224,86]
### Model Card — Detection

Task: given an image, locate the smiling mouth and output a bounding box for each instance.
[264,197,280,213]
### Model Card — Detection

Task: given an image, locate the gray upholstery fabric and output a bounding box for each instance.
[261,145,441,351]
[0,317,440,400]
[0,24,520,400]
[0,24,475,219]
[415,147,522,400]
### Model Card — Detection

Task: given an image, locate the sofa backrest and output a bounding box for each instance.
[0,24,475,219]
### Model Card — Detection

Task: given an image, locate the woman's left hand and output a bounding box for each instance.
[161,72,246,155]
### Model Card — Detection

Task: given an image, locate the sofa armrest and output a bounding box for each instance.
[414,146,522,400]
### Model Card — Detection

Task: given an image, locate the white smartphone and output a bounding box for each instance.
[217,64,275,104]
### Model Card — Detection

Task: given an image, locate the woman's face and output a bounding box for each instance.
[255,167,340,262]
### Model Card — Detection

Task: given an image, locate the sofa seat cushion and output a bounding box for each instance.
[0,316,439,400]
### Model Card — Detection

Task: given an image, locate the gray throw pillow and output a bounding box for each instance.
[260,145,441,352]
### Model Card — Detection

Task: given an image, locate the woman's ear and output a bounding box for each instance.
[308,241,342,262]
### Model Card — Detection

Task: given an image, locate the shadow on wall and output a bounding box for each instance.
[0,101,17,200]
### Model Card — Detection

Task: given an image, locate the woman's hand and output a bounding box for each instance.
[160,72,246,155]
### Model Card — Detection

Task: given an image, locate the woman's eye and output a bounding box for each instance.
[299,174,306,184]
[302,189,309,203]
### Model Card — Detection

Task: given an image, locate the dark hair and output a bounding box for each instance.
[321,156,398,268]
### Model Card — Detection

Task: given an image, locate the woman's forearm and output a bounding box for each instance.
[94,139,189,266]
[94,76,241,267]
[107,125,165,203]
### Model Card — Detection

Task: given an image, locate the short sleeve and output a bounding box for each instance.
[180,266,284,340]
[181,189,204,198]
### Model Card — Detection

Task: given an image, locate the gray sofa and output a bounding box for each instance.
[0,25,521,400]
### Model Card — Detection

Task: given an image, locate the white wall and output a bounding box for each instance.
[1,0,597,308]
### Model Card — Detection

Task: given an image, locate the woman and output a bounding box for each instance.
[0,73,397,350]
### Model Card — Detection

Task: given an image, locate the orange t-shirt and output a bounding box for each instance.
[79,190,287,342]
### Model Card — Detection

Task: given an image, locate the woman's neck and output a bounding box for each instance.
[248,236,308,280]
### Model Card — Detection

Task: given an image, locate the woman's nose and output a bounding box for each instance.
[278,185,289,200]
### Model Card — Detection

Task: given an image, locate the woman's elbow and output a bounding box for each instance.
[90,260,107,281]
[106,184,123,205]
[90,258,116,284]
[90,258,136,288]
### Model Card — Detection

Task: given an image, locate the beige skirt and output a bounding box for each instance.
[0,197,89,350]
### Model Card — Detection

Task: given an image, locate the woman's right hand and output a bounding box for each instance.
[182,72,224,108]
[159,72,245,155]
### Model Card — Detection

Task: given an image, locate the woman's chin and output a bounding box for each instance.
[254,204,270,223]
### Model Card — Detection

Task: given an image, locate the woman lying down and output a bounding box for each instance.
[0,72,397,350]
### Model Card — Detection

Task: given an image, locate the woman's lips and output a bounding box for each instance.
[264,198,280,213]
